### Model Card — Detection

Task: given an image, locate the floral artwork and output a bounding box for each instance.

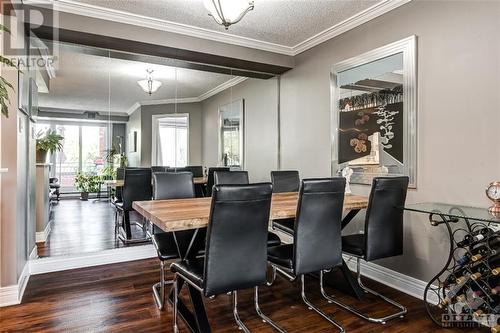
[374,103,399,150]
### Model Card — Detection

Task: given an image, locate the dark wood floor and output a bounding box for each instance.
[37,199,146,257]
[0,259,485,333]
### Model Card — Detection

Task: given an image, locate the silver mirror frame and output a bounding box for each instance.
[330,35,417,188]
[218,99,245,169]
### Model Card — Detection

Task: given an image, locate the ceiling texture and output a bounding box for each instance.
[39,43,239,115]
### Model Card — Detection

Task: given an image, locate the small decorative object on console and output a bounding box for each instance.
[486,181,500,216]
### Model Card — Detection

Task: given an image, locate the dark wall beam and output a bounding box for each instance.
[30,25,292,79]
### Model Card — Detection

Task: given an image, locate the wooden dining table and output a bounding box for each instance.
[133,192,369,333]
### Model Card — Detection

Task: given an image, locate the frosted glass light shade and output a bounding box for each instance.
[137,78,162,95]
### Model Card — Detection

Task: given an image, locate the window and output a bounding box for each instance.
[35,122,109,192]
[152,114,189,167]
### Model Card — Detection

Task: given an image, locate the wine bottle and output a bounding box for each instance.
[458,227,497,247]
[491,325,500,333]
[471,245,497,262]
[457,252,471,266]
[491,286,500,295]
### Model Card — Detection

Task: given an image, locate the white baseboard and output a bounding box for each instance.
[343,254,439,305]
[29,244,157,275]
[0,285,19,307]
[0,262,30,307]
[36,222,52,243]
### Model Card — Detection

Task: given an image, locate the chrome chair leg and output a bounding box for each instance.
[232,291,251,333]
[266,265,277,286]
[301,275,345,333]
[173,275,179,333]
[152,261,174,310]
[254,286,287,332]
[319,258,407,324]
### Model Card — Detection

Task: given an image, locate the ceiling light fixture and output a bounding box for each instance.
[203,0,254,30]
[137,69,162,95]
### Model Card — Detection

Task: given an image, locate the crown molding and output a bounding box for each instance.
[127,77,248,115]
[39,0,295,55]
[28,0,411,57]
[292,0,412,55]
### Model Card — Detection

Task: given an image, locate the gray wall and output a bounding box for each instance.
[202,78,279,182]
[279,0,500,281]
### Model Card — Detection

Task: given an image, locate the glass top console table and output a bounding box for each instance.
[404,203,500,330]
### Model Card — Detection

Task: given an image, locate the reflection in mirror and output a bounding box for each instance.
[218,99,244,168]
[32,39,279,259]
[331,36,417,187]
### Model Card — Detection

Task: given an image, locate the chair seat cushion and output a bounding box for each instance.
[267,244,293,269]
[170,258,204,289]
[152,232,179,261]
[267,232,281,247]
[342,234,366,257]
[272,218,294,235]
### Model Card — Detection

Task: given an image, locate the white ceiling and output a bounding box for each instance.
[39,43,238,114]
[72,0,380,47]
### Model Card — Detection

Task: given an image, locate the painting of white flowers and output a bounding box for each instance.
[331,36,417,187]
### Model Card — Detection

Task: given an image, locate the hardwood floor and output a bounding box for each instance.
[0,259,486,332]
[37,199,147,258]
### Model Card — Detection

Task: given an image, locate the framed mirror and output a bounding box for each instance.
[218,99,244,168]
[331,36,417,187]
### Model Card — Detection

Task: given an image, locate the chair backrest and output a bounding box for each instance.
[203,183,272,296]
[206,167,230,196]
[151,166,168,174]
[364,177,409,261]
[153,172,195,200]
[293,178,346,276]
[214,171,249,185]
[185,166,204,177]
[271,170,300,193]
[121,168,152,210]
[166,167,189,173]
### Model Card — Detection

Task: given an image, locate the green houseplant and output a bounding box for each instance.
[0,24,18,118]
[74,172,101,201]
[36,130,64,163]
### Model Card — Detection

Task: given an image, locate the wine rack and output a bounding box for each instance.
[425,209,500,331]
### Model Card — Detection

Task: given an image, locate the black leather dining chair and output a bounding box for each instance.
[213,170,281,248]
[151,172,196,310]
[270,171,300,236]
[206,167,230,197]
[170,183,286,333]
[267,178,346,332]
[328,176,409,324]
[185,165,204,177]
[151,166,168,174]
[214,170,249,185]
[115,168,152,244]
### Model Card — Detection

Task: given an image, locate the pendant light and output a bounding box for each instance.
[203,0,254,30]
[137,69,162,95]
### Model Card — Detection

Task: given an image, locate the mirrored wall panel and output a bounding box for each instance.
[32,39,279,258]
[331,36,417,187]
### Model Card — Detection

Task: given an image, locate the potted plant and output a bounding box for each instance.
[74,172,101,201]
[36,130,64,163]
